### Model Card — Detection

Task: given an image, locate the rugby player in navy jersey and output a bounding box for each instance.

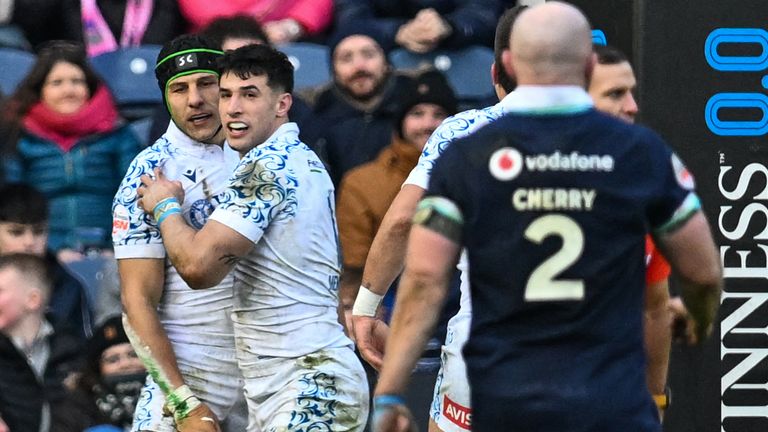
[372,2,722,432]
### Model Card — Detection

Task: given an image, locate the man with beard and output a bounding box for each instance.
[311,25,413,186]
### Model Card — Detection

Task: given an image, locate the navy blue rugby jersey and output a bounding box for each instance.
[426,108,698,431]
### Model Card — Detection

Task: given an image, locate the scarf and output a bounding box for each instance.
[23,86,120,153]
[82,0,154,57]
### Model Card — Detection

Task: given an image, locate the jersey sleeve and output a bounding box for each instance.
[210,147,298,244]
[645,236,671,285]
[643,131,702,234]
[112,147,168,259]
[405,109,488,189]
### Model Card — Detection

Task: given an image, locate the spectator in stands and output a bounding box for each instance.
[64,315,146,431]
[61,0,186,57]
[0,253,83,432]
[7,0,68,49]
[202,14,269,51]
[310,26,414,185]
[0,183,94,340]
[0,40,142,257]
[178,0,333,44]
[335,0,503,54]
[337,69,456,326]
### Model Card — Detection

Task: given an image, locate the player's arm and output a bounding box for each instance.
[643,278,671,416]
[352,184,425,369]
[119,259,220,430]
[374,197,461,431]
[654,210,722,343]
[138,169,254,289]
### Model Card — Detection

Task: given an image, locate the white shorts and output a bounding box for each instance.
[241,346,369,431]
[131,344,246,431]
[430,312,472,432]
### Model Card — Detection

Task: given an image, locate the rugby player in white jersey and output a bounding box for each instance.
[137,44,369,431]
[113,34,246,432]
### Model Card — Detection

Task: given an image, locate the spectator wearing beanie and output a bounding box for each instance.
[336,69,457,326]
[62,315,146,432]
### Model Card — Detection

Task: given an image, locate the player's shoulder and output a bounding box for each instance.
[433,104,505,138]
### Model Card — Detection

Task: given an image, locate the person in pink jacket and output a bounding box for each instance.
[178,0,333,44]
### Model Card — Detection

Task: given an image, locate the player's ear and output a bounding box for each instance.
[501,49,516,82]
[276,92,292,118]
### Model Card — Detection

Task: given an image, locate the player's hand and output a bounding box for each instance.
[373,400,418,432]
[352,315,389,370]
[669,296,699,345]
[176,403,221,432]
[138,168,185,214]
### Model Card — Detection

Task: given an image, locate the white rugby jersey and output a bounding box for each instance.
[404,94,517,315]
[112,122,238,347]
[210,122,351,358]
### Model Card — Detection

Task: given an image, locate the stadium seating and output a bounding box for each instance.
[0,48,35,96]
[91,45,163,119]
[279,42,331,90]
[389,45,496,106]
[64,255,111,314]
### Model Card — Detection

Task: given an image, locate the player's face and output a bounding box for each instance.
[401,103,449,150]
[0,268,36,332]
[219,72,290,155]
[99,342,145,377]
[41,61,90,115]
[166,72,224,143]
[589,61,638,123]
[0,222,47,256]
[333,35,389,101]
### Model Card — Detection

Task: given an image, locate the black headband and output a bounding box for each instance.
[155,48,223,112]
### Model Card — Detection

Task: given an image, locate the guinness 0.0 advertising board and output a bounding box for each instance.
[570,1,767,431]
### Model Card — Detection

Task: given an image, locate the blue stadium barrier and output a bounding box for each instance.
[91,45,163,119]
[278,42,331,89]
[0,48,35,96]
[389,45,496,103]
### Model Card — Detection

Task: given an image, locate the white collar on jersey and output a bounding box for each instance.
[163,120,226,156]
[499,85,593,115]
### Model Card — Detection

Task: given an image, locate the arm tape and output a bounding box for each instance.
[352,285,384,317]
[413,197,464,243]
[166,384,202,423]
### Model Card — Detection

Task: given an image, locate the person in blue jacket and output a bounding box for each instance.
[1,40,141,258]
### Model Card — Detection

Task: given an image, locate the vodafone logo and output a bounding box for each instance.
[489,147,523,181]
[671,154,695,190]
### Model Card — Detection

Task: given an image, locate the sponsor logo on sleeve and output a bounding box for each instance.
[112,204,130,241]
[672,154,696,190]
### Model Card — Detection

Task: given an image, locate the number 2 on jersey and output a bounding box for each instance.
[524,214,585,301]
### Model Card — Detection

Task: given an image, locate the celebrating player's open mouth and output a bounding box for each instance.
[226,121,249,139]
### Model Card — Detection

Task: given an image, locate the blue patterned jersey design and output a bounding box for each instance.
[407,102,507,189]
[282,372,339,431]
[217,131,303,231]
[112,137,177,248]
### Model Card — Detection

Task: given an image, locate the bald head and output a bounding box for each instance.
[506,2,594,86]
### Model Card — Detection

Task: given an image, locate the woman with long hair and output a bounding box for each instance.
[1,41,142,260]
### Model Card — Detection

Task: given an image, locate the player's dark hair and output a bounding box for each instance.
[219,44,294,94]
[493,6,527,93]
[593,44,629,65]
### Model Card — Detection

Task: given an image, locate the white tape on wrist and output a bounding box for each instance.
[352,285,384,317]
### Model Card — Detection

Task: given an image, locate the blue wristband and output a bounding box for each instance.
[372,394,406,427]
[373,395,406,408]
[156,207,181,226]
